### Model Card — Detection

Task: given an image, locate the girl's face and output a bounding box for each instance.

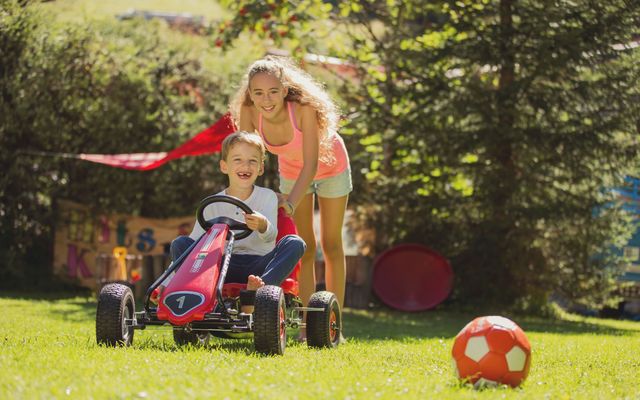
[248,72,288,118]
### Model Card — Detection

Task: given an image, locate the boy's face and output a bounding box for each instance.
[220,142,264,189]
[248,72,288,117]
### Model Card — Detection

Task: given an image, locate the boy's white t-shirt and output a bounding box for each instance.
[188,186,278,256]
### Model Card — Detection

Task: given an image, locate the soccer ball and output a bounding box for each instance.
[451,316,531,388]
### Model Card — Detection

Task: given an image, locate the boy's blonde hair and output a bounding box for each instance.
[221,131,266,162]
[229,56,339,165]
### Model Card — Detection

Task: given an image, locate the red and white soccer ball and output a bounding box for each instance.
[452,316,531,388]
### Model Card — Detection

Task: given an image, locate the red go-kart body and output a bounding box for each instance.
[156,210,300,326]
[156,224,228,325]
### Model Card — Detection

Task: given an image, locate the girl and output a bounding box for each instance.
[230,56,351,340]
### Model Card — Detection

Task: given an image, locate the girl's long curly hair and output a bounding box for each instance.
[230,56,339,165]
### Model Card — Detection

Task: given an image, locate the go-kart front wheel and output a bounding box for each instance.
[253,285,286,355]
[307,291,341,349]
[96,283,135,346]
[173,328,210,346]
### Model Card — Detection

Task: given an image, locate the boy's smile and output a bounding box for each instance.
[237,171,253,180]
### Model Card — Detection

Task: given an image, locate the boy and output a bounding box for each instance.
[153,131,305,313]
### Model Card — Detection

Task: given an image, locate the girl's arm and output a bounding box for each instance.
[239,105,256,131]
[286,105,319,209]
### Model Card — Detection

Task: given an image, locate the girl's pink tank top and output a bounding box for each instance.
[258,102,349,181]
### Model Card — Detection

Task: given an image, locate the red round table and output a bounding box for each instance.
[372,244,453,311]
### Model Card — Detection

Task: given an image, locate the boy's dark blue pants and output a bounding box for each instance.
[170,234,305,286]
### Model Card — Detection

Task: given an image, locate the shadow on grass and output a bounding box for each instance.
[342,307,640,341]
[2,291,160,324]
[132,334,308,356]
[4,291,638,342]
[0,291,98,324]
[0,289,94,301]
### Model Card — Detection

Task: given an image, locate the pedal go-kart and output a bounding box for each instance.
[96,194,342,355]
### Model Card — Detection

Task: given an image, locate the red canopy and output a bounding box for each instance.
[79,113,236,170]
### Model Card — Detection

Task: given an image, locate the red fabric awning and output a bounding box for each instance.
[79,113,236,170]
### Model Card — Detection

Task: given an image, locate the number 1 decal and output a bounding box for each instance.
[176,296,185,309]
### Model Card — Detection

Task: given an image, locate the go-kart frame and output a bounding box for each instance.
[96,194,342,355]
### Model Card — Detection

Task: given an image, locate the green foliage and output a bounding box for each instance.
[215,0,640,310]
[2,0,638,310]
[346,0,640,311]
[215,0,331,51]
[0,1,255,285]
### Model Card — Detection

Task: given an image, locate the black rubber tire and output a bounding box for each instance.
[173,328,210,346]
[307,291,341,349]
[96,283,135,346]
[253,285,286,355]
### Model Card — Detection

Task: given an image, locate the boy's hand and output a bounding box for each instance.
[244,212,267,233]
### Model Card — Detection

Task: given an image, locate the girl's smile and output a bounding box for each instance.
[249,72,287,120]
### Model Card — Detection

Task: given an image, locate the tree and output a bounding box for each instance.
[0,2,243,285]
[215,0,640,311]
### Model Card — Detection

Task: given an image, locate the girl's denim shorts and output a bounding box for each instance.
[279,167,352,198]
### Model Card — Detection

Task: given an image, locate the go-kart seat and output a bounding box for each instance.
[222,208,301,298]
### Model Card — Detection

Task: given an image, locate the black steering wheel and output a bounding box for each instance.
[196,195,254,240]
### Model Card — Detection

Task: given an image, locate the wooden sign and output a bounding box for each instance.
[53,200,193,289]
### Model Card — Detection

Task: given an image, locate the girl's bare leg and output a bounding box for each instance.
[318,195,349,308]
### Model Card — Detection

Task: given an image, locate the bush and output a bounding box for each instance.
[0,1,258,285]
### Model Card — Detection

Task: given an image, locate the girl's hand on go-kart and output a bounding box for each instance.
[244,212,267,233]
[276,192,295,216]
[276,192,288,207]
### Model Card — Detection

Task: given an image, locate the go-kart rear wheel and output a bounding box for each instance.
[96,283,135,346]
[253,285,286,355]
[307,291,341,349]
[173,328,210,346]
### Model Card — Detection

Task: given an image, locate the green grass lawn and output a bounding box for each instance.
[1,293,639,399]
[35,0,228,23]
